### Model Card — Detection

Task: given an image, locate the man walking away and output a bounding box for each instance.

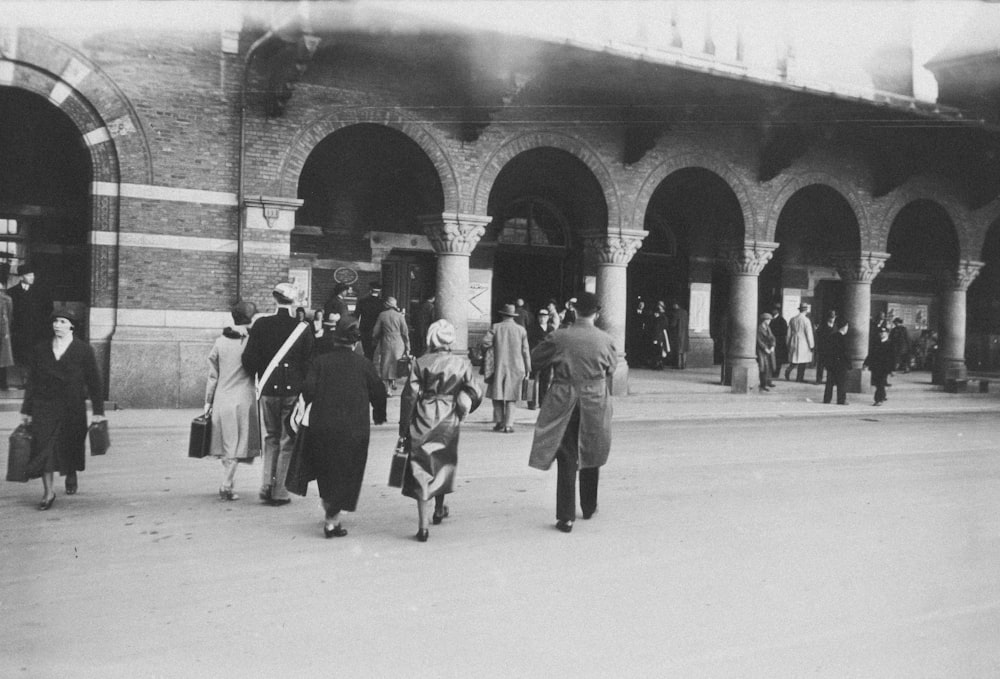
[241,282,314,505]
[528,292,617,534]
[354,282,383,361]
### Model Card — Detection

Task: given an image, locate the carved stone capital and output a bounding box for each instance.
[830,251,890,282]
[934,260,985,291]
[720,241,779,275]
[420,213,490,255]
[582,230,647,265]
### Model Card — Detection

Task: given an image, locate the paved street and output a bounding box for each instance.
[2,369,999,678]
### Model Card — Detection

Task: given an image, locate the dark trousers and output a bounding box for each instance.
[823,368,848,404]
[554,406,599,522]
[871,370,889,403]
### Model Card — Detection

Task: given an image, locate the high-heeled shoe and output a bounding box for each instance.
[432,505,449,525]
[416,528,429,542]
[39,493,55,511]
[324,523,347,538]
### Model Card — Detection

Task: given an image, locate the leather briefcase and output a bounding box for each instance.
[396,355,413,378]
[188,412,212,458]
[6,424,32,483]
[88,420,111,456]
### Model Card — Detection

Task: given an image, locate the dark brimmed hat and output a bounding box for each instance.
[798,303,811,311]
[333,317,361,344]
[231,300,257,325]
[575,292,600,316]
[51,306,81,327]
[498,304,518,317]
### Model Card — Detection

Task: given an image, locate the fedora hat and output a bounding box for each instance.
[798,302,811,311]
[498,303,518,317]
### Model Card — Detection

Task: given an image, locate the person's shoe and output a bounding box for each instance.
[39,493,55,511]
[838,401,849,406]
[432,505,449,525]
[269,498,291,506]
[582,507,597,520]
[873,401,882,406]
[258,487,272,503]
[503,426,514,433]
[65,472,77,495]
[492,423,504,432]
[219,488,239,501]
[556,520,573,533]
[324,523,347,538]
[760,386,769,392]
[767,382,776,388]
[416,528,429,542]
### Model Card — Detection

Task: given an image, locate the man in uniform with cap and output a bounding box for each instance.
[528,292,617,534]
[784,302,815,382]
[354,281,384,361]
[241,281,314,505]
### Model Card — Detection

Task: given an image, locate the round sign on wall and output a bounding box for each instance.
[333,267,358,285]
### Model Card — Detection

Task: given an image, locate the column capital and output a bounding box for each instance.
[934,259,984,291]
[419,213,490,255]
[720,240,779,275]
[582,229,647,265]
[830,251,890,282]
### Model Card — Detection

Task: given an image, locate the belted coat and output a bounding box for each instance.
[787,312,814,364]
[480,317,531,401]
[528,323,617,471]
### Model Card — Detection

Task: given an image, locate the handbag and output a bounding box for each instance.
[6,424,32,483]
[396,354,413,378]
[188,411,212,458]
[388,436,409,488]
[88,420,110,456]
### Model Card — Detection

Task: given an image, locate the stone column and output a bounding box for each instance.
[831,251,889,393]
[933,260,983,385]
[721,241,778,393]
[582,230,647,396]
[421,213,490,353]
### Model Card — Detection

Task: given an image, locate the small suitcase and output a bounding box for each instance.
[395,355,413,378]
[6,424,32,483]
[188,412,212,458]
[88,420,110,456]
[387,437,409,488]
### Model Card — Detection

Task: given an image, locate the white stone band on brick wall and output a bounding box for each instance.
[90,231,286,257]
[92,181,238,206]
[90,307,234,330]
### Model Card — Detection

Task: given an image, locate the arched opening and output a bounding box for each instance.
[482,147,606,320]
[630,167,743,368]
[764,184,860,319]
[967,217,1000,370]
[880,200,959,370]
[293,123,444,322]
[0,86,92,333]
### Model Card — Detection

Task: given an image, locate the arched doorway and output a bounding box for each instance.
[294,123,444,326]
[0,86,91,330]
[631,167,743,367]
[968,217,1000,370]
[483,147,606,320]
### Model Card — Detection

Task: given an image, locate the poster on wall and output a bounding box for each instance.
[886,303,929,331]
[782,293,802,320]
[689,283,711,333]
[468,269,491,322]
[288,267,311,308]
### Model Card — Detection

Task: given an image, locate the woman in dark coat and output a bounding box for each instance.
[399,319,482,542]
[21,307,105,509]
[299,317,387,538]
[864,325,895,405]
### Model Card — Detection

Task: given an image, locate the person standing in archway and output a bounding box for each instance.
[480,303,531,433]
[372,296,410,393]
[667,301,689,369]
[768,305,788,380]
[8,267,52,389]
[354,282,383,361]
[785,303,814,382]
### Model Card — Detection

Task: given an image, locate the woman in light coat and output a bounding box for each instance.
[399,319,482,542]
[480,303,531,433]
[373,296,410,392]
[204,301,259,500]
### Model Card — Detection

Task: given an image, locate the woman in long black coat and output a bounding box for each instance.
[21,308,105,509]
[399,319,482,542]
[299,317,387,538]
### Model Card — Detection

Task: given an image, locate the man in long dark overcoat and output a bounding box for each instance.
[8,267,52,387]
[354,282,383,361]
[241,282,314,505]
[528,292,617,533]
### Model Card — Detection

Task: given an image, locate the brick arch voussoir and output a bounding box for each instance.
[764,172,868,249]
[276,111,459,212]
[472,131,622,232]
[878,175,970,256]
[632,152,757,241]
[14,30,151,184]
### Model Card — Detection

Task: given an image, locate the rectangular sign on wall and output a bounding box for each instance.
[468,269,491,322]
[689,283,711,333]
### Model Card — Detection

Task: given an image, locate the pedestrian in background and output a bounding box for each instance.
[398,319,482,542]
[481,303,531,433]
[756,312,776,392]
[372,296,410,393]
[528,307,555,407]
[0,285,14,390]
[650,301,670,370]
[354,282,383,361]
[204,301,259,501]
[299,317,387,538]
[889,317,911,373]
[667,302,689,369]
[323,283,350,321]
[20,307,105,509]
[311,309,325,339]
[865,325,894,406]
[8,267,52,389]
[823,318,850,406]
[814,309,838,384]
[411,293,437,356]
[528,292,616,534]
[514,297,534,329]
[768,305,788,379]
[241,281,314,506]
[785,303,814,382]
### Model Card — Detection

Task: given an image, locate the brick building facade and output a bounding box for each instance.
[1,3,998,406]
